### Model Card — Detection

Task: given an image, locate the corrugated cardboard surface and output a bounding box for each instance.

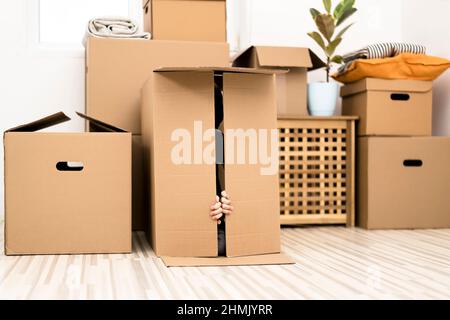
[222,73,281,257]
[132,136,146,231]
[144,0,227,42]
[141,67,281,260]
[142,71,217,257]
[232,46,324,117]
[341,78,433,136]
[357,137,450,230]
[161,253,294,267]
[86,37,229,134]
[4,113,132,255]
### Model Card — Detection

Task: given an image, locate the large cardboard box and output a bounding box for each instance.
[86,37,229,134]
[341,78,433,137]
[86,37,229,230]
[232,46,325,116]
[3,112,132,255]
[142,0,227,42]
[357,137,450,230]
[141,67,293,266]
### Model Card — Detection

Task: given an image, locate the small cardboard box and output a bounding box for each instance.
[142,0,227,42]
[141,66,293,266]
[86,37,229,230]
[357,137,450,230]
[3,112,132,255]
[341,78,433,137]
[232,46,325,116]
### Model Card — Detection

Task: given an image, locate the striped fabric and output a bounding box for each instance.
[338,42,426,75]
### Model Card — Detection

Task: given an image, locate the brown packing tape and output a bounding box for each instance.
[161,253,294,267]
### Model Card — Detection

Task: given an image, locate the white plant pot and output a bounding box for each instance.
[307,82,339,116]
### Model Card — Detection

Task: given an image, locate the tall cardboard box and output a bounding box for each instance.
[357,137,450,230]
[142,0,227,42]
[85,37,229,230]
[341,78,433,136]
[141,67,293,266]
[232,46,325,116]
[3,112,132,255]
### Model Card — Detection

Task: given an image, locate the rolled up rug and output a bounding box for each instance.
[83,17,150,45]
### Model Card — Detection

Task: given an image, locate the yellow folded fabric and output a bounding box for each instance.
[333,53,450,84]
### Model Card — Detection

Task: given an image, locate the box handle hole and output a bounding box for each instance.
[56,161,84,172]
[403,159,423,167]
[391,93,410,101]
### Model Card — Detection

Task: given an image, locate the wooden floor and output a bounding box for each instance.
[1,221,450,300]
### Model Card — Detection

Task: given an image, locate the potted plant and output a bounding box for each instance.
[307,0,357,116]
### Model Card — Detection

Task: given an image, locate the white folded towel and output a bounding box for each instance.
[83,17,151,45]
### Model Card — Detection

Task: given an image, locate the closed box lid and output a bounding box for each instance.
[341,78,433,97]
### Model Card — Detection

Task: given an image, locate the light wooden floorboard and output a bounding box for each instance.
[1,222,450,300]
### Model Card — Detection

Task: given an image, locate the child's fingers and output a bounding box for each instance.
[221,197,231,205]
[217,220,222,225]
[222,204,233,211]
[210,208,222,216]
[221,191,230,199]
[212,213,223,221]
[210,202,221,210]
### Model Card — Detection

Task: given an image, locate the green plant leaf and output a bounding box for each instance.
[323,0,331,13]
[315,14,335,41]
[326,37,342,57]
[307,32,326,51]
[337,8,357,26]
[310,8,321,20]
[334,23,353,39]
[334,0,355,20]
[331,55,344,64]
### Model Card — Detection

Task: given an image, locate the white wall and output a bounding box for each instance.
[0,0,449,218]
[402,0,450,136]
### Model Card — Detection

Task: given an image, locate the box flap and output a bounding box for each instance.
[233,46,325,70]
[154,66,288,75]
[160,253,294,267]
[76,112,127,132]
[5,112,71,132]
[341,78,433,97]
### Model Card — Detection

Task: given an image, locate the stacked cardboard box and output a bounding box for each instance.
[341,78,450,229]
[84,2,295,266]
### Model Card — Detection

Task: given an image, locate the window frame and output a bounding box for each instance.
[27,0,142,58]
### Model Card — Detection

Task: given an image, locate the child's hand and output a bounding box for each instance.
[210,196,223,225]
[221,191,233,215]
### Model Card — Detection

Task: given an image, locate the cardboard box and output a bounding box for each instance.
[141,66,293,265]
[232,46,325,116]
[3,112,132,255]
[341,78,433,136]
[142,0,227,42]
[86,37,230,134]
[357,137,450,230]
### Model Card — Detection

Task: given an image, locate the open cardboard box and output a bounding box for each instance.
[341,78,433,136]
[358,136,450,230]
[142,0,227,42]
[232,46,325,116]
[85,36,229,230]
[141,67,294,267]
[3,112,132,255]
